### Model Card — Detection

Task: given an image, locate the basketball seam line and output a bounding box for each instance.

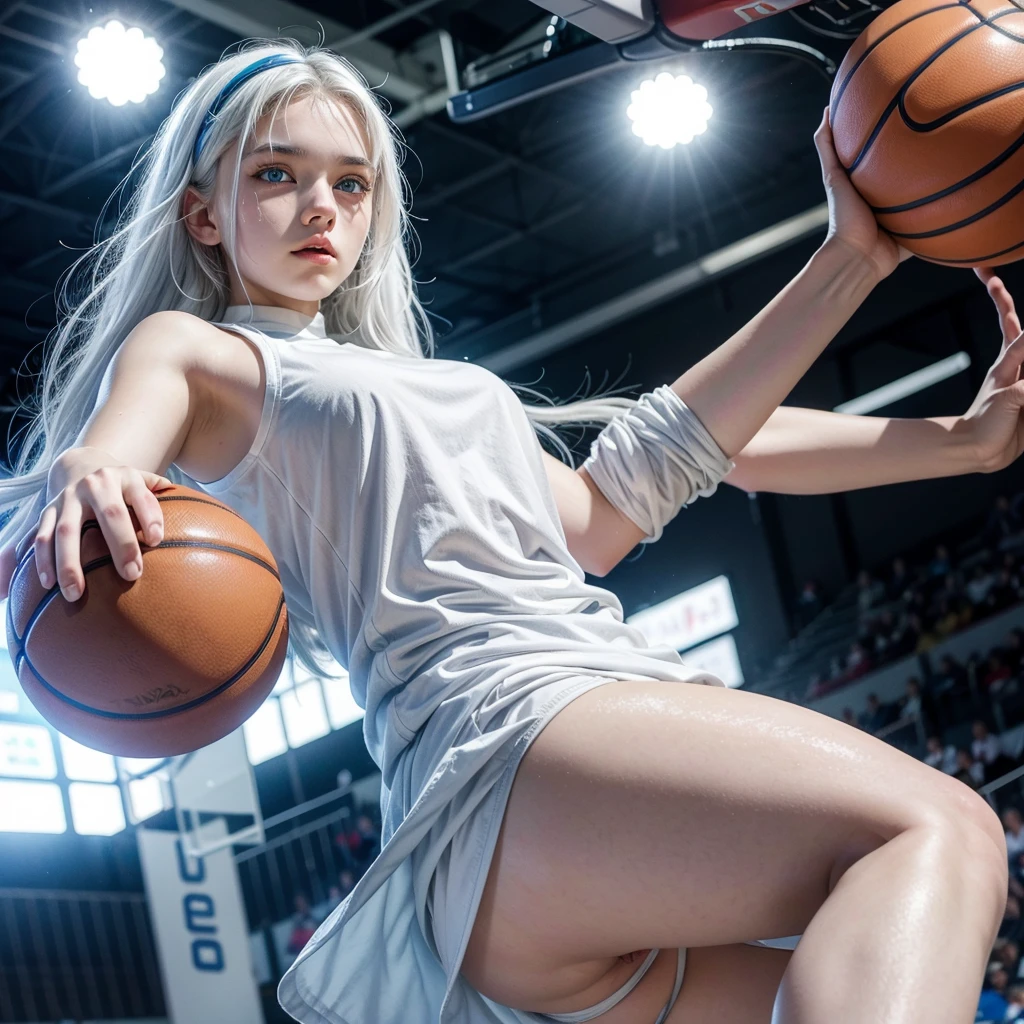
[917,236,1024,264]
[886,154,1024,237]
[12,492,262,582]
[8,544,282,647]
[845,5,1023,174]
[831,1,965,118]
[871,126,1024,213]
[13,592,286,721]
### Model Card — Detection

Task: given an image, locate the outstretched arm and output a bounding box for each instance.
[726,408,975,494]
[726,269,1024,494]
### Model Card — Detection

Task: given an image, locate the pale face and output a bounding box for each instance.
[187,92,375,316]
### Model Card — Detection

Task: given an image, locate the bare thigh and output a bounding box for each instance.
[460,679,1003,1012]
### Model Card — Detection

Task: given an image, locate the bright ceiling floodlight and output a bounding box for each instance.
[74,20,166,107]
[627,72,712,149]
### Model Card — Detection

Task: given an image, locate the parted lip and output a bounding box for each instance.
[292,234,337,257]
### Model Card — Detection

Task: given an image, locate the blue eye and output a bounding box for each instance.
[253,166,370,194]
[256,166,292,184]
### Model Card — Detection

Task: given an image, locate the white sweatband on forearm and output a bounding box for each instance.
[581,384,734,544]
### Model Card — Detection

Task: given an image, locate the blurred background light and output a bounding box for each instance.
[74,20,166,107]
[627,72,712,149]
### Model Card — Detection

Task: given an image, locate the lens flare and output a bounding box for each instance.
[74,20,166,107]
[627,72,712,149]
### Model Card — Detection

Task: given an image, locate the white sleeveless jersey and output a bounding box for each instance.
[173,304,728,1024]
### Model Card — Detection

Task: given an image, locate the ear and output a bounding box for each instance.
[182,186,221,247]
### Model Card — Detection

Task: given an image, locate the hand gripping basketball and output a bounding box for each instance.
[3,464,290,756]
[813,108,910,281]
[1,447,173,605]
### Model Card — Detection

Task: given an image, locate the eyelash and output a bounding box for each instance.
[252,164,372,194]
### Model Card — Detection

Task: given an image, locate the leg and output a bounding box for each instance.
[527,943,796,1024]
[460,680,1008,1022]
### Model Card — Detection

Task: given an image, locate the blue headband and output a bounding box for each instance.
[193,53,302,165]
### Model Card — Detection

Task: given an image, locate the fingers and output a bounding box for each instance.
[37,499,84,601]
[995,329,1024,387]
[814,107,843,180]
[31,505,57,592]
[82,470,151,588]
[32,468,169,603]
[986,274,1023,348]
[123,475,166,548]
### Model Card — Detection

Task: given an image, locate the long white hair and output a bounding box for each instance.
[0,38,638,677]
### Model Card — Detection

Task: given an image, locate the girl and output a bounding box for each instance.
[1,39,1022,1024]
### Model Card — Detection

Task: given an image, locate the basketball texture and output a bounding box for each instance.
[5,484,288,757]
[830,0,1024,267]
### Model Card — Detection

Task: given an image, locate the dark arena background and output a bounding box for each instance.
[1,1,1024,1022]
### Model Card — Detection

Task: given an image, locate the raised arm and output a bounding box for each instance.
[667,111,906,458]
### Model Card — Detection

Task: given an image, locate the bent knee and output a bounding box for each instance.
[910,808,1009,907]
[830,797,1008,905]
[931,777,1007,864]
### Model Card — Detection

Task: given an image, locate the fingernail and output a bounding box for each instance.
[125,561,141,581]
[39,571,50,587]
[65,585,81,602]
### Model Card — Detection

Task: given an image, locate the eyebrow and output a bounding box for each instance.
[245,142,373,169]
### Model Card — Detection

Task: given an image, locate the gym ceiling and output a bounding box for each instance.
[0,0,884,390]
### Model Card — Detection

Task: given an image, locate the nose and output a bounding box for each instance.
[302,176,336,227]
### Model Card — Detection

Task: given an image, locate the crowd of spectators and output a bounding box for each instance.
[792,496,1024,1021]
[837,621,1024,742]
[284,810,381,960]
[828,609,1024,1021]
[977,809,1024,1020]
[837,672,1024,1021]
[805,494,1024,701]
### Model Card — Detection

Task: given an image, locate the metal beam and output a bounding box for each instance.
[0,140,77,165]
[324,0,448,50]
[162,0,438,103]
[0,68,60,144]
[413,112,631,214]
[0,313,51,336]
[416,158,515,212]
[392,85,454,128]
[421,118,583,202]
[40,136,151,199]
[0,189,97,230]
[478,204,831,373]
[441,199,588,273]
[0,23,65,56]
[20,247,65,275]
[0,67,39,104]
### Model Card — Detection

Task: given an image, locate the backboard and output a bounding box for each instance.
[117,726,263,859]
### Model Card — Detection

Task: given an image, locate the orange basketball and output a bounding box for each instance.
[5,484,288,758]
[830,0,1024,267]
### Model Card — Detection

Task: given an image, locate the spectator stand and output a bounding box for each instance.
[808,602,1024,733]
[232,774,384,986]
[755,496,1024,707]
[976,759,1024,1023]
